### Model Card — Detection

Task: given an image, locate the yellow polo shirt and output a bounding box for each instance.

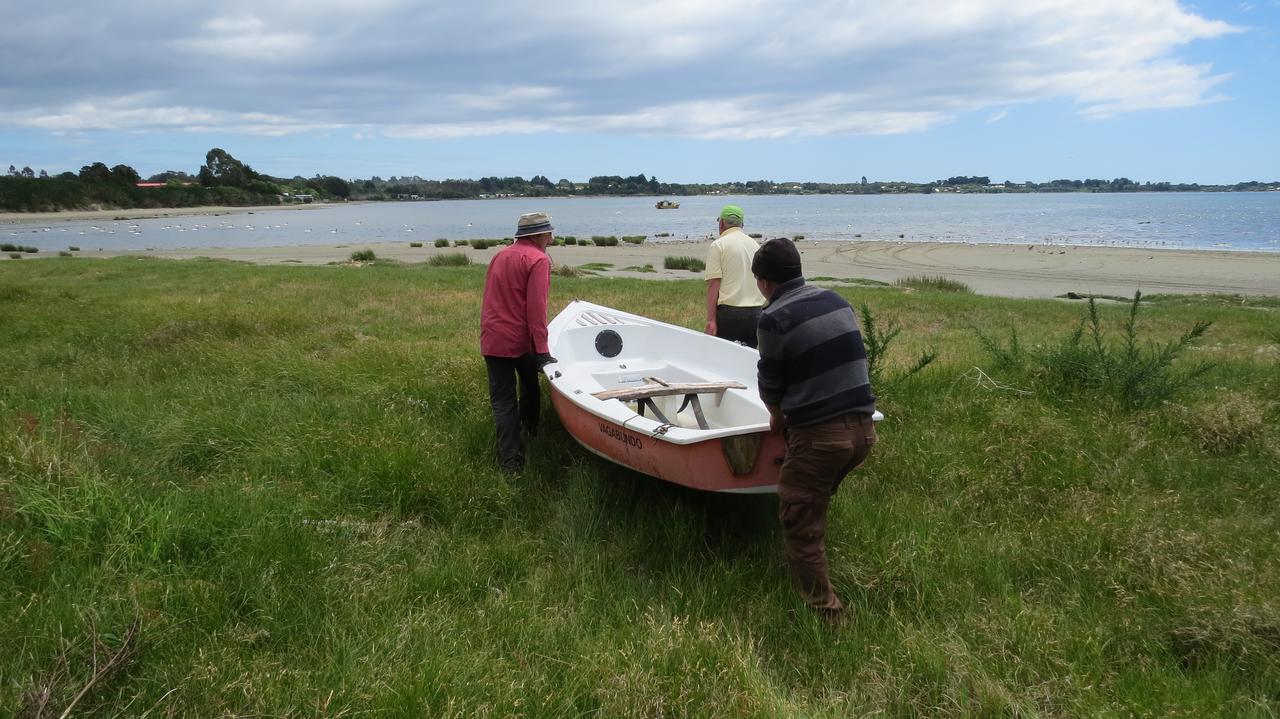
[706,227,765,307]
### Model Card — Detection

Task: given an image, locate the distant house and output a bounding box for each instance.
[135,182,167,188]
[281,193,315,203]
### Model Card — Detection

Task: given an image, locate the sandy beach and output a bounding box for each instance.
[9,237,1273,299]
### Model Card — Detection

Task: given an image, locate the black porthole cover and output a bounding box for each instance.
[595,329,623,358]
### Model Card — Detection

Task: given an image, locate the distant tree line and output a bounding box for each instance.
[2,149,1277,213]
[0,149,352,213]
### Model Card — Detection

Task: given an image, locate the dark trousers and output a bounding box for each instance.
[716,305,761,348]
[483,354,541,472]
[777,413,876,612]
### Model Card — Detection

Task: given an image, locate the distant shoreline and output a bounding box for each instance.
[0,203,331,226]
[11,239,1275,300]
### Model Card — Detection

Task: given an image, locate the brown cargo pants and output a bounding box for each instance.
[778,412,876,613]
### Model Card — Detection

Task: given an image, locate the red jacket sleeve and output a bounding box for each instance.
[526,255,551,354]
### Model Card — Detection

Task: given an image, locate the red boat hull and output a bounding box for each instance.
[551,387,784,493]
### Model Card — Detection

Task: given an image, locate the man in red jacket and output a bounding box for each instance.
[480,211,557,475]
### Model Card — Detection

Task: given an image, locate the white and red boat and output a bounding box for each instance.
[543,300,882,493]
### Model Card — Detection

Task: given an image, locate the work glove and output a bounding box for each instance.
[535,353,558,369]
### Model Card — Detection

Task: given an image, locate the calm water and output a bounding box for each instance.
[7,192,1279,253]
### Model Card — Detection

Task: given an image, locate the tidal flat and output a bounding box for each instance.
[2,257,1278,716]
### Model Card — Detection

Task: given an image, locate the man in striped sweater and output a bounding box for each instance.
[752,237,877,619]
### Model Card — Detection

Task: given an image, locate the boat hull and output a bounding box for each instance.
[551,386,784,493]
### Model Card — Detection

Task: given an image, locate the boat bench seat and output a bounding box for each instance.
[592,378,747,430]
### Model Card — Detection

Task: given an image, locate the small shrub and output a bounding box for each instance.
[69,246,81,251]
[562,236,578,245]
[551,263,581,277]
[655,232,671,238]
[427,252,471,267]
[455,239,470,247]
[349,249,376,262]
[975,292,1213,409]
[793,234,805,241]
[859,304,936,387]
[22,246,38,253]
[591,236,619,247]
[409,241,423,248]
[894,275,974,293]
[622,235,646,244]
[664,256,705,272]
[748,233,763,239]
[470,240,490,250]
[0,243,16,252]
[7,253,21,260]
[58,251,72,257]
[434,238,450,247]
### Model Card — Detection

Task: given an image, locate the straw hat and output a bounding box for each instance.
[514,211,553,238]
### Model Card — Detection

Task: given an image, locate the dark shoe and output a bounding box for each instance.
[500,460,523,477]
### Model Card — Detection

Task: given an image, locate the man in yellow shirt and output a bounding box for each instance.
[705,204,766,347]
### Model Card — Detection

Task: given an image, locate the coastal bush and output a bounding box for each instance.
[655,232,671,238]
[427,253,470,267]
[68,246,80,252]
[409,242,423,248]
[58,251,72,257]
[7,253,20,259]
[434,238,449,248]
[591,236,619,247]
[454,239,469,247]
[748,233,763,239]
[664,256,704,272]
[349,249,376,262]
[563,236,578,245]
[0,243,16,252]
[893,275,974,293]
[470,240,491,250]
[975,292,1213,409]
[551,263,581,277]
[793,234,805,241]
[858,304,936,387]
[622,236,646,245]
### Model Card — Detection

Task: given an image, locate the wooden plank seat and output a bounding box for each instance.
[592,377,747,430]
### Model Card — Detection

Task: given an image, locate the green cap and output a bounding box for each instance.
[718,204,744,224]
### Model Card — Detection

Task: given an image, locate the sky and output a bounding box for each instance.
[0,0,1277,184]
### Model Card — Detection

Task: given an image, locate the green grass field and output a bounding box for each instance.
[2,257,1278,717]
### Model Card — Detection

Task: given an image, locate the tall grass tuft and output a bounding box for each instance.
[427,252,471,267]
[859,304,936,387]
[894,275,974,293]
[664,256,704,272]
[622,236,646,245]
[349,249,376,262]
[977,292,1213,408]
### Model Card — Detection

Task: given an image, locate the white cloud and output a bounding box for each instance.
[0,0,1243,139]
[987,111,1009,124]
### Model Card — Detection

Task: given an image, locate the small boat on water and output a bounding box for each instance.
[655,199,680,209]
[543,300,882,493]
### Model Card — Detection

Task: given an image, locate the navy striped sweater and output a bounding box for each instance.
[756,278,876,427]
